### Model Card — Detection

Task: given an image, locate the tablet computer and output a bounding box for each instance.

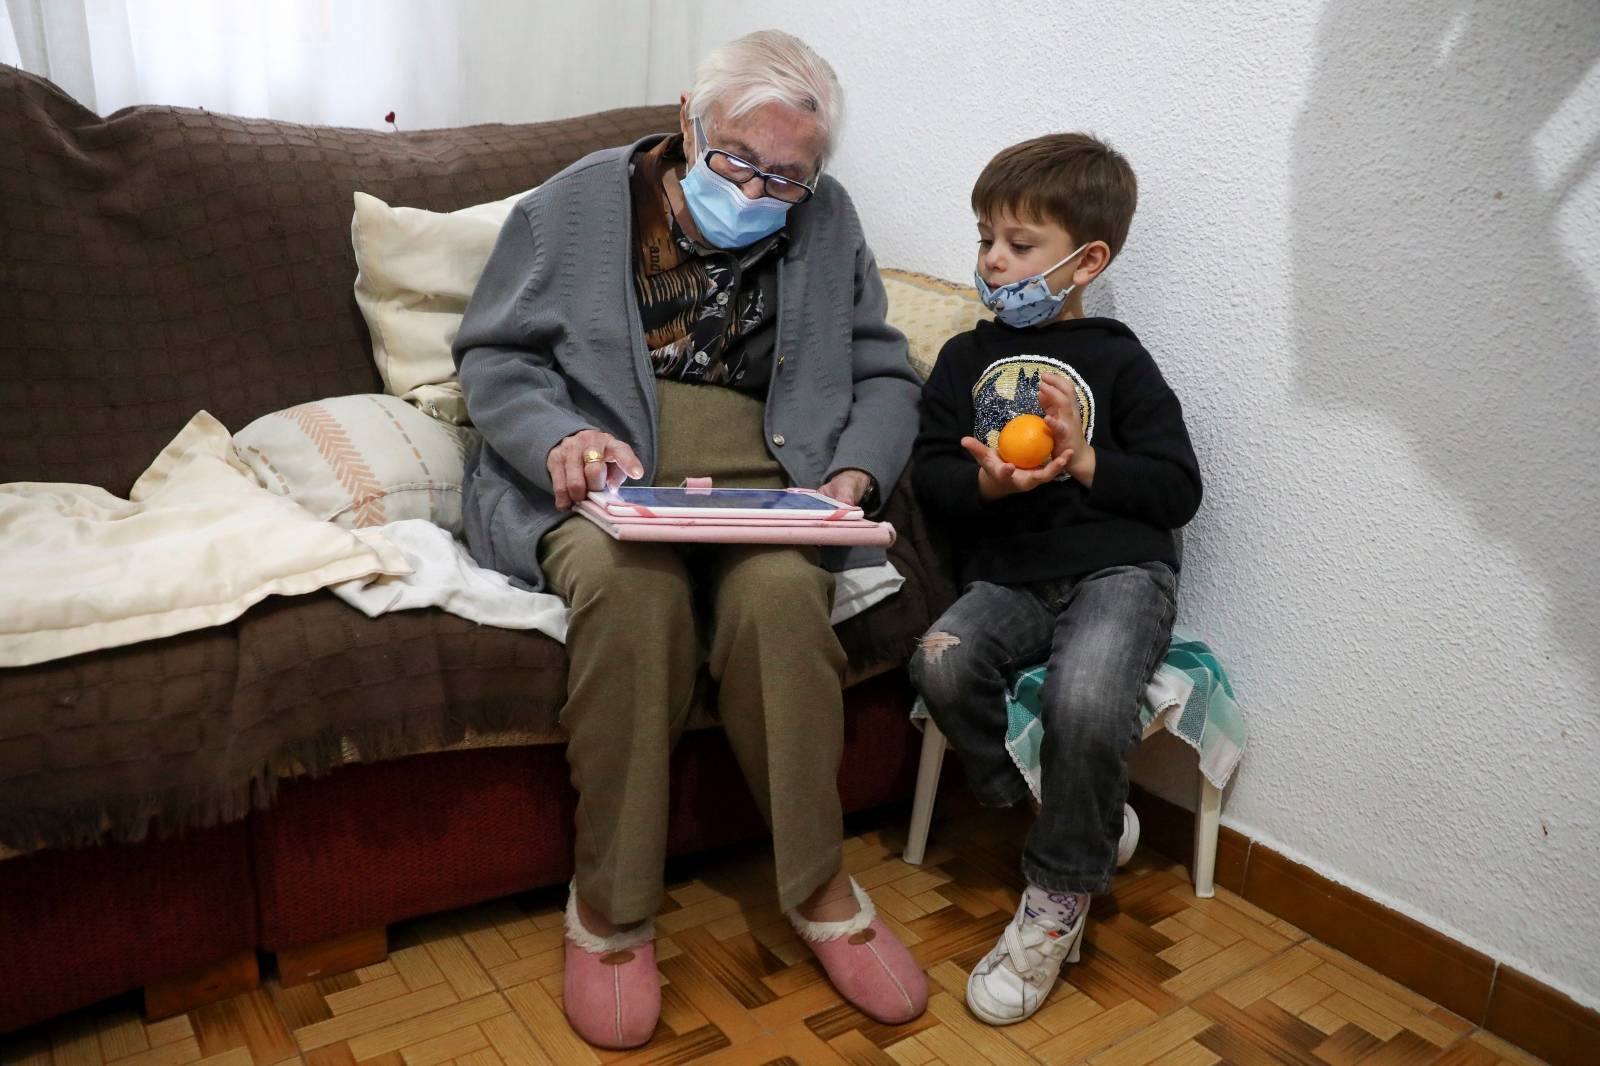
[598,486,864,521]
[576,499,895,546]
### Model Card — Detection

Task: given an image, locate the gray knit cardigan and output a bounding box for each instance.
[453,135,921,589]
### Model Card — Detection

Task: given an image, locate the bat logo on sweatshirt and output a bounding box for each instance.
[971,356,1094,453]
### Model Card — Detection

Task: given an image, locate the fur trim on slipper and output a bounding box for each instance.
[786,877,876,942]
[564,881,655,955]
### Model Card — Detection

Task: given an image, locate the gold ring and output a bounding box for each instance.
[581,449,604,464]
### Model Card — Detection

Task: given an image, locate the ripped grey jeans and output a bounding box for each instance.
[908,563,1176,894]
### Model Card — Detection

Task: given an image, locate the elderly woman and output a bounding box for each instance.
[454,30,927,1049]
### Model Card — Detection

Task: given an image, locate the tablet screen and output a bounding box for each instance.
[608,488,844,511]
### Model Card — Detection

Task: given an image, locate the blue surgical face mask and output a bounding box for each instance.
[679,117,792,249]
[974,242,1091,328]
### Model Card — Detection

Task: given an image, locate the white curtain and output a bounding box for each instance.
[1,0,700,127]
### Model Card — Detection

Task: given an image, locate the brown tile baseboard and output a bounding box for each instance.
[1128,784,1600,1066]
[1484,964,1600,1066]
[1242,841,1494,1021]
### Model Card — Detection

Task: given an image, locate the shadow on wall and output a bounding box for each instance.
[1291,1,1600,683]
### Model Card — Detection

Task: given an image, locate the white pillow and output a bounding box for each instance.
[235,394,478,534]
[351,187,536,424]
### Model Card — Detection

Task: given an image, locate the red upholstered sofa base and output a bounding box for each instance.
[0,673,920,1033]
[251,670,922,950]
[0,822,257,1034]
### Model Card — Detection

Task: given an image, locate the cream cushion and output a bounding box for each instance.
[234,394,478,534]
[351,187,536,424]
[879,268,990,380]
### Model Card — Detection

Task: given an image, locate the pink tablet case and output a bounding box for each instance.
[575,499,896,546]
[574,477,895,547]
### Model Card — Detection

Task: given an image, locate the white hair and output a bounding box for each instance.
[686,30,843,162]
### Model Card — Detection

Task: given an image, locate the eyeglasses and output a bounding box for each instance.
[693,116,818,205]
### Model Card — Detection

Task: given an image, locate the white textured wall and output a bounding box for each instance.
[689,1,1600,1009]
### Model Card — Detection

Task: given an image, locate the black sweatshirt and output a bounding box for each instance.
[912,317,1202,587]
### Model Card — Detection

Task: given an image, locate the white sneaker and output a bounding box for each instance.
[965,897,1087,1025]
[1026,799,1139,867]
[1118,803,1140,867]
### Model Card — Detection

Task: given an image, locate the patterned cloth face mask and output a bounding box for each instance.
[974,242,1091,328]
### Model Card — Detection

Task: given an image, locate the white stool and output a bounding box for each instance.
[902,719,1224,898]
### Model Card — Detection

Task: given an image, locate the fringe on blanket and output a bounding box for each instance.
[0,703,531,853]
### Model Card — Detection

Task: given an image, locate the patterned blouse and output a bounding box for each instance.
[628,134,786,394]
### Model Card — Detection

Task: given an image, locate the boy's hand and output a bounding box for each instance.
[961,437,1072,500]
[1040,373,1095,486]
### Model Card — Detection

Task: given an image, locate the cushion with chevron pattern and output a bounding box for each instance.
[234,394,478,534]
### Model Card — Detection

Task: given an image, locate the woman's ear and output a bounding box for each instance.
[1073,241,1114,287]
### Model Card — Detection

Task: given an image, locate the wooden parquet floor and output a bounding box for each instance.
[0,804,1550,1066]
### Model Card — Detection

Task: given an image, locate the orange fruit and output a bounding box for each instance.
[997,414,1054,469]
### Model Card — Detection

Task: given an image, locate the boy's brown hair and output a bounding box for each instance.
[972,132,1138,259]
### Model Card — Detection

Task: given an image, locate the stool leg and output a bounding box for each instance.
[1193,770,1222,898]
[903,721,948,865]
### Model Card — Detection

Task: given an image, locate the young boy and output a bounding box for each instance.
[909,133,1202,1025]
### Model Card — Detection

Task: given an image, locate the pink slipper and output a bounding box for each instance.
[788,878,928,1024]
[562,884,660,1049]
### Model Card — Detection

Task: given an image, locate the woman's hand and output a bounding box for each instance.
[820,469,874,507]
[961,437,1072,501]
[547,430,644,510]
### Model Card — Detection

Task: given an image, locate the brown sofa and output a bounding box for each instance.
[0,66,955,1033]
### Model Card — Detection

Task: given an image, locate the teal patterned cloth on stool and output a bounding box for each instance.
[913,628,1245,798]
